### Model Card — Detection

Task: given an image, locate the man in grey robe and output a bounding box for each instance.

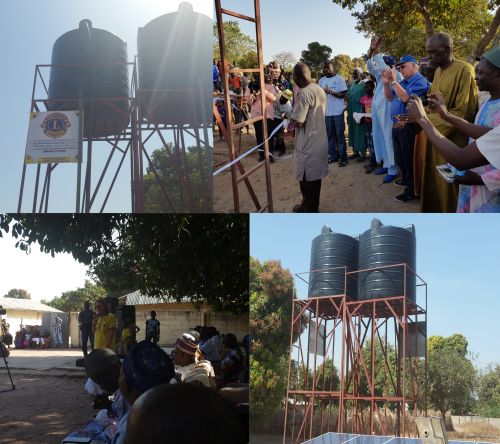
[291,63,329,212]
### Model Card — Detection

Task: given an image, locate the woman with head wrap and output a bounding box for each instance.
[112,340,176,444]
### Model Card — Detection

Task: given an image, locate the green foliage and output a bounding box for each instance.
[332,54,356,80]
[428,333,468,358]
[331,0,497,60]
[238,50,259,69]
[300,42,333,78]
[3,288,31,299]
[332,54,368,80]
[477,365,500,417]
[250,258,302,424]
[0,214,248,314]
[427,335,476,417]
[143,143,210,213]
[42,280,106,312]
[213,21,257,67]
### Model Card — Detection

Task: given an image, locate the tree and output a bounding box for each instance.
[427,335,476,420]
[142,144,211,213]
[250,258,304,424]
[331,54,355,80]
[0,214,248,313]
[4,289,31,299]
[331,0,499,60]
[428,333,468,358]
[477,365,500,417]
[300,42,333,78]
[238,50,259,69]
[42,281,106,312]
[213,21,256,67]
[273,51,297,69]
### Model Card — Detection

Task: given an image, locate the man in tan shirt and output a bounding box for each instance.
[291,63,329,212]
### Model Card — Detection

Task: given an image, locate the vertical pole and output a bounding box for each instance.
[284,296,296,444]
[339,297,346,433]
[203,124,213,211]
[18,164,27,213]
[45,164,52,213]
[254,0,273,212]
[76,93,84,213]
[214,0,239,212]
[371,301,376,434]
[84,140,92,212]
[32,164,41,213]
[402,267,407,436]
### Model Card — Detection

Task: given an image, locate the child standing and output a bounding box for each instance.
[359,80,377,173]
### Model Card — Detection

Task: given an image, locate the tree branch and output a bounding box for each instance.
[472,7,500,60]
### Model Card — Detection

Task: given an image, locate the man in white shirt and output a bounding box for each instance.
[318,62,348,166]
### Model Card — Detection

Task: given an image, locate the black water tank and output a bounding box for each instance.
[137,2,212,125]
[358,219,416,302]
[47,20,129,137]
[308,226,359,299]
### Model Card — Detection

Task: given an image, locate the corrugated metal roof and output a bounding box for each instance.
[0,297,63,313]
[119,290,188,306]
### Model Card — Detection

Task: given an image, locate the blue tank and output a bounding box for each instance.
[358,219,416,302]
[137,2,212,125]
[47,20,129,137]
[308,226,359,299]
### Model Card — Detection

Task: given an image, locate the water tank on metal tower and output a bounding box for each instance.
[358,219,416,302]
[308,226,359,299]
[47,20,130,137]
[137,2,212,125]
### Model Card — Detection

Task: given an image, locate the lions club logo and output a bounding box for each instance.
[41,112,71,139]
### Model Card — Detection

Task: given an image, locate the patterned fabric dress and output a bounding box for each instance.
[457,98,500,212]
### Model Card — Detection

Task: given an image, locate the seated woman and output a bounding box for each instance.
[220,333,244,386]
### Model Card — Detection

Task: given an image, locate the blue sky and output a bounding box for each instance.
[250,214,500,370]
[0,0,212,212]
[220,0,369,63]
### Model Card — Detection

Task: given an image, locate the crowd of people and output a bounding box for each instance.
[214,35,500,213]
[69,300,249,443]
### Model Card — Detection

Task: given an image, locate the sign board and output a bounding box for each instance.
[25,111,81,164]
[308,320,327,356]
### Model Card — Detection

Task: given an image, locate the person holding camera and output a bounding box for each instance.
[383,55,430,203]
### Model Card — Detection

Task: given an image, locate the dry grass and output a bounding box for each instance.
[449,421,500,442]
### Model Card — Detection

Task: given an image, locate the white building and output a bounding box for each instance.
[0,297,63,335]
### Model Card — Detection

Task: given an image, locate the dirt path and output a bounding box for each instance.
[214,133,420,213]
[0,371,94,444]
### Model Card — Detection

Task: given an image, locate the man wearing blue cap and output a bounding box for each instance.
[366,37,402,183]
[384,55,430,202]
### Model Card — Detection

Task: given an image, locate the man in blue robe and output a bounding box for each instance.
[366,37,402,183]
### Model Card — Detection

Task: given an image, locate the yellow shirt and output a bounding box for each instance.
[94,313,116,350]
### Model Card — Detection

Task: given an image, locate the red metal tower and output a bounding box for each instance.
[284,264,428,443]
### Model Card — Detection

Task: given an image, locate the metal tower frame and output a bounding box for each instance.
[18,60,211,213]
[214,0,274,213]
[284,264,428,443]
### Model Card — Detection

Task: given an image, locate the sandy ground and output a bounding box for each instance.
[214,132,420,213]
[0,371,94,444]
[0,349,93,443]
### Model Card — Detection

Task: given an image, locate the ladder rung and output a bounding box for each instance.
[237,160,265,183]
[220,8,256,23]
[229,68,261,74]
